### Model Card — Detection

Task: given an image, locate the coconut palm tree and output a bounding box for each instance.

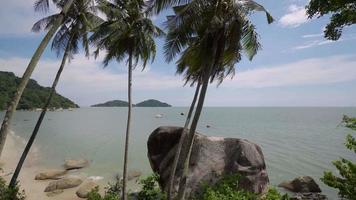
[8,0,103,188]
[158,1,274,199]
[90,1,164,199]
[0,0,75,158]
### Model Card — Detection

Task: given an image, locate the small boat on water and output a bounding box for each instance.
[155,114,163,118]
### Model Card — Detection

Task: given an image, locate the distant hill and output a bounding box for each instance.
[91,99,172,107]
[0,71,79,110]
[135,99,171,107]
[91,100,129,107]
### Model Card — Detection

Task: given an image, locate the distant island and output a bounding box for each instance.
[91,99,172,107]
[0,71,79,110]
[135,99,171,107]
[91,100,129,107]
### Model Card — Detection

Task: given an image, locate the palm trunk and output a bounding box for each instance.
[122,50,133,200]
[8,41,71,189]
[177,66,212,200]
[167,81,201,199]
[0,0,74,158]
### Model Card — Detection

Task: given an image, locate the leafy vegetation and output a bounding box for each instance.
[0,177,25,200]
[196,174,289,200]
[137,173,166,200]
[87,173,166,200]
[0,71,78,110]
[321,115,356,199]
[306,0,356,40]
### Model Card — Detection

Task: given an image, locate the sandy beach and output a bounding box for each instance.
[0,132,103,200]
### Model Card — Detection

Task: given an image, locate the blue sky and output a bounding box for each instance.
[0,0,356,107]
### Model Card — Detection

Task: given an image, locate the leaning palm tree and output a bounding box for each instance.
[158,1,274,199]
[90,1,164,199]
[0,0,75,158]
[8,0,103,188]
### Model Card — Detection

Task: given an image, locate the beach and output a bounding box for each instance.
[0,132,105,200]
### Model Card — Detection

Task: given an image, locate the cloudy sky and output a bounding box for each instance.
[0,0,355,107]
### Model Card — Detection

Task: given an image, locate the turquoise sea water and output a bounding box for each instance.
[1,107,356,199]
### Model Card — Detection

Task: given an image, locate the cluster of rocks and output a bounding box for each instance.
[278,176,327,200]
[147,126,328,200]
[34,159,98,198]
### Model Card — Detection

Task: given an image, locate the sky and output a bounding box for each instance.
[0,0,356,107]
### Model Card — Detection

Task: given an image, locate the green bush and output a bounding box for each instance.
[197,174,289,200]
[87,173,166,200]
[137,173,166,200]
[320,115,356,199]
[87,186,120,200]
[0,177,25,200]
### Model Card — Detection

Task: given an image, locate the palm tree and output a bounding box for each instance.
[8,0,103,188]
[156,1,274,199]
[90,1,164,199]
[0,0,75,158]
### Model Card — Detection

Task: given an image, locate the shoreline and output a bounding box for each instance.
[0,132,104,200]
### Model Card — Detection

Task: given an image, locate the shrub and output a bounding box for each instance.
[197,174,289,200]
[87,186,120,200]
[87,173,166,200]
[137,173,166,200]
[320,115,356,199]
[0,177,25,200]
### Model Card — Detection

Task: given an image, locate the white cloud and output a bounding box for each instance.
[302,33,323,38]
[1,55,356,106]
[294,39,339,50]
[0,0,38,36]
[279,4,309,27]
[222,55,356,88]
[0,55,182,105]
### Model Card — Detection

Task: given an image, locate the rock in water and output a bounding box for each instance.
[278,176,321,193]
[64,159,89,170]
[35,169,67,180]
[147,126,269,198]
[76,181,98,198]
[44,177,83,192]
[128,170,142,181]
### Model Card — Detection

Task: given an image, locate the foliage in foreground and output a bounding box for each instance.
[87,173,166,200]
[320,115,356,199]
[0,177,25,200]
[197,174,289,200]
[306,0,356,41]
[88,173,291,200]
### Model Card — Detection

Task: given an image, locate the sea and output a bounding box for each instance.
[1,107,356,199]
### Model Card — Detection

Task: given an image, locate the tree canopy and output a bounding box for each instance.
[306,0,356,40]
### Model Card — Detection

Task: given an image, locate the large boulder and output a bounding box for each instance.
[44,177,83,192]
[278,176,322,193]
[64,159,89,170]
[76,181,98,198]
[147,126,269,198]
[35,169,67,180]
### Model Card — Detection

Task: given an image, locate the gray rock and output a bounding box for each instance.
[278,176,321,193]
[147,126,269,198]
[44,177,83,192]
[64,159,89,170]
[291,193,327,200]
[76,181,98,198]
[46,189,64,197]
[35,169,67,180]
[128,170,142,181]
